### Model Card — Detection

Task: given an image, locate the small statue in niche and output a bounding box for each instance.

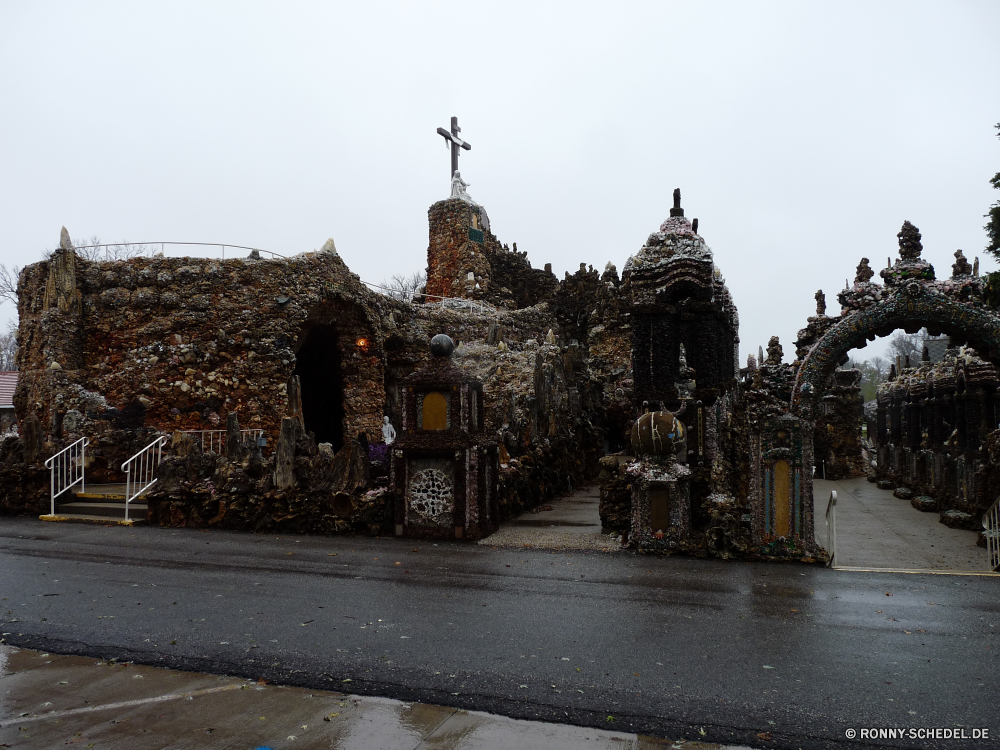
[855,257,874,284]
[814,290,826,316]
[382,416,396,446]
[675,344,696,398]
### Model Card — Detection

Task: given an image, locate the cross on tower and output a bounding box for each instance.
[436,116,471,181]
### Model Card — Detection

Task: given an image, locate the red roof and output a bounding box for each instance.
[0,371,16,409]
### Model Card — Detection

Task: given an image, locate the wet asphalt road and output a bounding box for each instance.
[1,517,998,750]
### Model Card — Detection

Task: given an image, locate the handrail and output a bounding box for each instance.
[121,436,168,522]
[825,490,838,567]
[44,436,89,515]
[180,428,265,454]
[984,496,1000,572]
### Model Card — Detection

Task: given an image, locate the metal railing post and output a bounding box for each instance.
[984,497,1000,572]
[825,490,837,567]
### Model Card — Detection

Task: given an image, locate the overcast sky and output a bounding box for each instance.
[2,1,998,365]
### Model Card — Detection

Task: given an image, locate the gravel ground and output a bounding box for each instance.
[477,526,623,552]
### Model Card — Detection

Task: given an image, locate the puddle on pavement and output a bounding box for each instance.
[0,644,751,749]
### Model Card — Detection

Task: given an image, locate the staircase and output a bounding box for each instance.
[41,435,167,526]
[49,483,148,525]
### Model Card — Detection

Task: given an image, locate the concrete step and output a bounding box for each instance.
[41,482,148,525]
[39,513,143,526]
[55,501,147,519]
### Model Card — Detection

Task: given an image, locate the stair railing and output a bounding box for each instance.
[121,436,168,522]
[984,496,1000,572]
[44,437,90,515]
[825,490,838,567]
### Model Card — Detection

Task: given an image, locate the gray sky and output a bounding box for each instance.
[2,1,998,365]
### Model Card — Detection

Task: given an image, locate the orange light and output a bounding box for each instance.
[356,338,368,349]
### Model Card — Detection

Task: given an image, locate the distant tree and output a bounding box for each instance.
[378,271,426,303]
[0,264,17,310]
[0,320,16,371]
[849,355,890,402]
[986,123,1000,260]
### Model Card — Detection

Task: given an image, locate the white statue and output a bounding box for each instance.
[450,171,476,204]
[382,416,396,445]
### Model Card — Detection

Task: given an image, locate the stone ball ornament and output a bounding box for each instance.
[429,334,455,357]
[630,409,687,461]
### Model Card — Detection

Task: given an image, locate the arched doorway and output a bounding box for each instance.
[293,325,346,450]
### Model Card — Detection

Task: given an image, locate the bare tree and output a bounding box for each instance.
[887,328,927,362]
[0,264,18,310]
[0,320,16,371]
[378,270,426,303]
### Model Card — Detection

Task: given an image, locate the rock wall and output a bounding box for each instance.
[15,243,389,459]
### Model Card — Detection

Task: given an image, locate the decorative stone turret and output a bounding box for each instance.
[621,189,739,411]
[881,221,935,286]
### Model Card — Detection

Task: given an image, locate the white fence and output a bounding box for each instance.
[180,429,266,454]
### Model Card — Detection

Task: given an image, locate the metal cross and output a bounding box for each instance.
[436,116,471,180]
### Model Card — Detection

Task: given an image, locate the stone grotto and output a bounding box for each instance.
[5,174,1000,561]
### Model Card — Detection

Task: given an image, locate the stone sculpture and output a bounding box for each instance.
[450,171,475,204]
[382,416,396,445]
[854,257,874,284]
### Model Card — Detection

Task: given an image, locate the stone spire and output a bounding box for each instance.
[854,257,874,284]
[670,188,684,217]
[897,221,923,261]
[951,249,972,277]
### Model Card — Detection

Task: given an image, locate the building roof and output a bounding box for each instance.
[0,371,17,409]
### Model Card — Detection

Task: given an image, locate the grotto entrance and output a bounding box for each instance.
[293,324,346,451]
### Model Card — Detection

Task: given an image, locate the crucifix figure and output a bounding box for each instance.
[436,116,471,182]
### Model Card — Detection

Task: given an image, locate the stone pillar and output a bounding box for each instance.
[875,395,888,446]
[889,389,902,444]
[275,416,301,490]
[906,395,921,450]
[955,389,968,452]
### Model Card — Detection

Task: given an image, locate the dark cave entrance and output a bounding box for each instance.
[294,325,346,451]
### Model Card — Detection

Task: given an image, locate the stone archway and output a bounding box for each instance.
[781,223,1000,562]
[792,223,1000,418]
[793,284,1000,417]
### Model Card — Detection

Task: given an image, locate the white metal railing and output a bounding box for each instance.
[180,428,265,454]
[44,437,89,515]
[984,497,1000,572]
[825,490,838,567]
[73,241,288,262]
[121,436,168,521]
